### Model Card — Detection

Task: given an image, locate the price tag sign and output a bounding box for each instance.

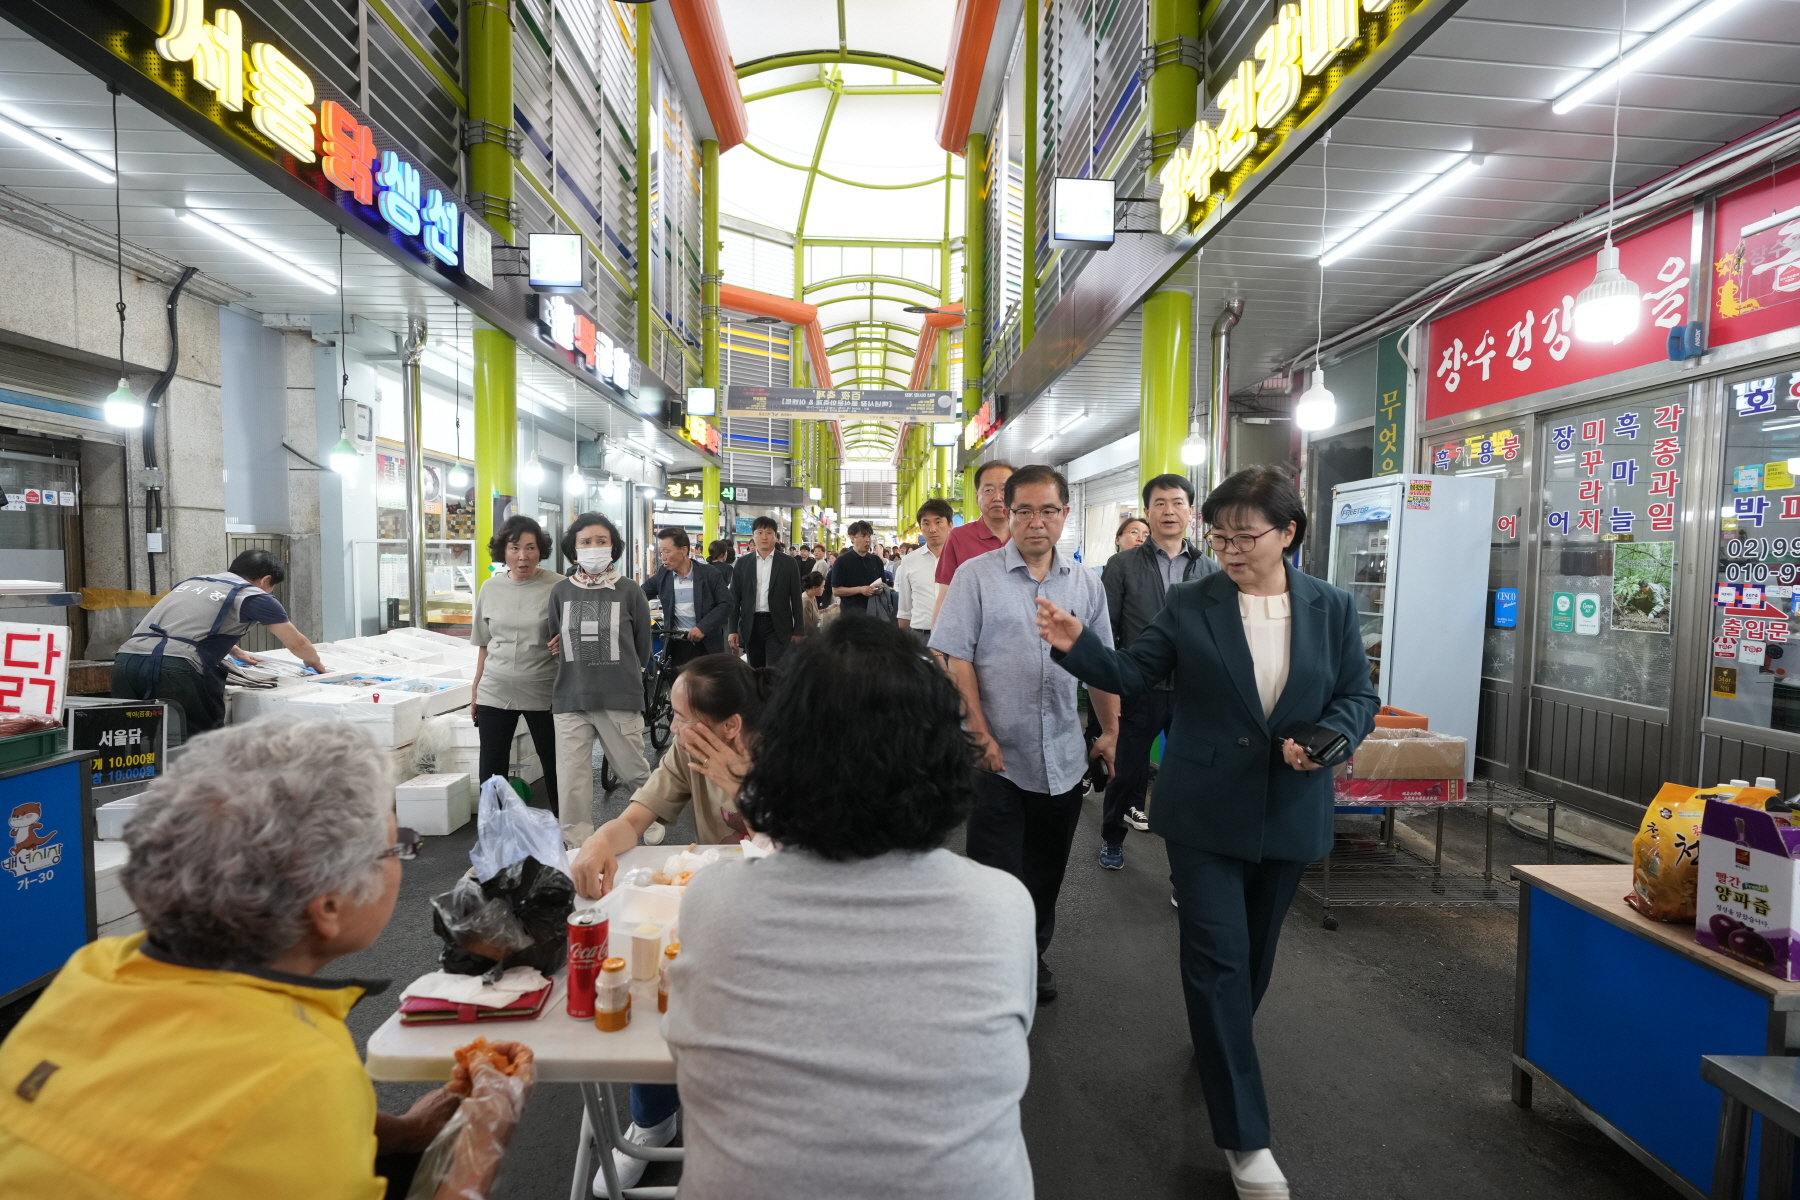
[67,703,166,787]
[0,623,67,718]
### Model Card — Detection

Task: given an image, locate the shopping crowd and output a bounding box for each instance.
[0,462,1378,1200]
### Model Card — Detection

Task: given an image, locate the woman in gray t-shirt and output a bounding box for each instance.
[469,515,562,808]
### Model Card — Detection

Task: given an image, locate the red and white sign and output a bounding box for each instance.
[1425,216,1692,421]
[1712,163,1800,348]
[0,623,65,718]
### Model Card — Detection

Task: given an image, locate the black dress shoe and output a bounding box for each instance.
[1037,959,1058,1003]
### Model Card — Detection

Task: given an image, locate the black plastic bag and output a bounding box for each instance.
[431,856,575,977]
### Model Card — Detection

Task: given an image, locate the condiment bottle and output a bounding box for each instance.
[658,942,680,1013]
[595,956,631,1032]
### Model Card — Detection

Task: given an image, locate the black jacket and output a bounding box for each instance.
[643,559,734,653]
[1102,540,1217,688]
[732,550,806,643]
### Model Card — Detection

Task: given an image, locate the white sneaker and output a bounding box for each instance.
[592,1109,678,1195]
[641,821,666,846]
[1223,1148,1289,1199]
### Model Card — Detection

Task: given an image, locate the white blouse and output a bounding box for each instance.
[1239,591,1291,718]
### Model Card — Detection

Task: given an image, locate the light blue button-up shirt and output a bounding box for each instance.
[929,542,1114,795]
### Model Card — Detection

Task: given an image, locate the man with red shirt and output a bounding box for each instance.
[931,460,1013,626]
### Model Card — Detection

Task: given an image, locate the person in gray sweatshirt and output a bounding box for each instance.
[547,512,653,845]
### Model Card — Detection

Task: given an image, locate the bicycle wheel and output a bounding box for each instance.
[647,659,675,751]
[600,754,618,793]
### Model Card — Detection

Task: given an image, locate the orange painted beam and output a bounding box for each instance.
[667,0,749,152]
[719,284,834,389]
[934,0,1001,154]
[907,303,963,389]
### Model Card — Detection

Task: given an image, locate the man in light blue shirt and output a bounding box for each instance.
[931,464,1118,1003]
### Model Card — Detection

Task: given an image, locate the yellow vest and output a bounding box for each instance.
[0,934,386,1200]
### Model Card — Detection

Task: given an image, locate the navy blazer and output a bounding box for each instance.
[643,560,734,653]
[1055,565,1378,863]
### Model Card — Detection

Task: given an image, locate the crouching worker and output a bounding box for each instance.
[0,718,459,1199]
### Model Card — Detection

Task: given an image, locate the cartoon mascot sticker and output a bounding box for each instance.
[5,801,61,878]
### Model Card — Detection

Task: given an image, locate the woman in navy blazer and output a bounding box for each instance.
[1036,466,1377,1200]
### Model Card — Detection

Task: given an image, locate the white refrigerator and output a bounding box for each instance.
[1326,474,1494,781]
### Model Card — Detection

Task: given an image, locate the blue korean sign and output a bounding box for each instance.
[1493,587,1519,628]
[2,758,89,1000]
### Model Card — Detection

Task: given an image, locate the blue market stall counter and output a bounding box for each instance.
[1513,863,1800,1200]
[0,750,94,1007]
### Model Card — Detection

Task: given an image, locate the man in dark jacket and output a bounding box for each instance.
[644,527,734,668]
[730,515,806,668]
[1096,473,1217,870]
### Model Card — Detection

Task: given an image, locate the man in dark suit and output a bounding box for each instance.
[643,526,734,669]
[730,515,805,668]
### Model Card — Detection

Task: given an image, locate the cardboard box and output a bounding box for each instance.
[1696,795,1800,979]
[1333,777,1465,805]
[1373,706,1429,730]
[1351,728,1466,780]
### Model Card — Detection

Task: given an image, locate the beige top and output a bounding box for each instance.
[631,737,746,845]
[470,569,561,710]
[1239,591,1291,718]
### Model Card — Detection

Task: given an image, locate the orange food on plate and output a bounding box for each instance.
[449,1037,532,1096]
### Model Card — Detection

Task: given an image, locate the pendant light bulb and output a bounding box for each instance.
[447,463,469,490]
[1294,374,1338,432]
[1573,244,1640,346]
[522,453,545,487]
[1179,419,1207,467]
[329,428,360,474]
[103,378,144,428]
[564,469,587,495]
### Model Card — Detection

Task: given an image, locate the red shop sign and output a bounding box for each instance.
[1711,162,1800,348]
[1425,215,1692,421]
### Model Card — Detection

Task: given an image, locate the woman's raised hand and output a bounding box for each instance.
[682,722,750,798]
[1034,597,1084,652]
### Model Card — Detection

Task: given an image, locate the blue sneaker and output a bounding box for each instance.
[1099,840,1124,870]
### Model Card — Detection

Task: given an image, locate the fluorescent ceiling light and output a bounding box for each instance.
[1552,0,1748,115]
[1055,410,1087,435]
[1744,205,1800,239]
[0,111,114,183]
[520,385,567,412]
[180,210,335,294]
[1320,155,1485,267]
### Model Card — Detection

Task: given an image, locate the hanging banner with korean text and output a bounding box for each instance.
[1373,331,1408,476]
[1711,163,1800,348]
[1425,216,1692,421]
[727,387,959,421]
[0,623,67,719]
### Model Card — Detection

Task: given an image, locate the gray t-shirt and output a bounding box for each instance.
[545,576,652,714]
[663,848,1036,1200]
[469,570,561,710]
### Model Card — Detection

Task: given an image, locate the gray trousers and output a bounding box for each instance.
[553,709,651,844]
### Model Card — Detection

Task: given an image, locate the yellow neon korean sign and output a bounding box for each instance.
[1158,0,1406,237]
[157,0,316,162]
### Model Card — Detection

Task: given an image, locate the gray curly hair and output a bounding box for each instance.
[122,717,394,969]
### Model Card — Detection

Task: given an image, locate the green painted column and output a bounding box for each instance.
[473,322,516,562]
[1139,289,1191,492]
[1021,0,1039,343]
[1148,0,1200,169]
[962,131,985,510]
[702,138,720,391]
[636,2,654,366]
[961,463,978,524]
[703,466,720,546]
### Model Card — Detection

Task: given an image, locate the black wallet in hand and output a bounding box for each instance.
[1279,722,1351,767]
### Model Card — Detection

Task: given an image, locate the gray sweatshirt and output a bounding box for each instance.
[546,574,652,714]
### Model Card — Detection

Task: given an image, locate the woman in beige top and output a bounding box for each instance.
[468,515,563,809]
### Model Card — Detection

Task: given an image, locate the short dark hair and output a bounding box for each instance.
[805,571,826,590]
[229,548,285,585]
[679,652,774,731]
[707,539,735,563]
[1003,463,1069,508]
[974,460,1014,489]
[561,512,622,564]
[751,515,779,534]
[917,497,956,525]
[847,520,873,537]
[738,617,975,860]
[657,526,690,549]
[1115,516,1149,544]
[1202,465,1309,548]
[488,515,552,564]
[1142,472,1196,507]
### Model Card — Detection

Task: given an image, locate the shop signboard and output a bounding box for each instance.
[1425,216,1692,421]
[1,758,87,1003]
[0,623,67,720]
[726,387,958,422]
[1373,330,1408,476]
[67,703,165,787]
[1712,163,1800,348]
[719,484,809,507]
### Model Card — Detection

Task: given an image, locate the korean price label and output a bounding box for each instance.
[0,623,66,718]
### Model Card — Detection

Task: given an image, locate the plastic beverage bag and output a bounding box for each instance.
[430,777,575,976]
[405,1039,535,1200]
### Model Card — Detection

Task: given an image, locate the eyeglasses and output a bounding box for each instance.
[379,829,421,862]
[1206,528,1282,553]
[1010,506,1066,522]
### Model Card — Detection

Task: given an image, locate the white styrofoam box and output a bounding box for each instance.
[398,772,474,832]
[96,796,146,840]
[399,772,474,801]
[386,626,475,650]
[283,689,425,748]
[397,795,470,835]
[314,674,472,718]
[422,664,477,682]
[339,637,446,665]
[93,841,136,923]
[99,911,144,939]
[227,682,328,724]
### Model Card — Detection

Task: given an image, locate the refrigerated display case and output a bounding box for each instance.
[1327,474,1495,778]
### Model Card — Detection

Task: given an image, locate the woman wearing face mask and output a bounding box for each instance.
[546,513,654,846]
[568,653,772,1193]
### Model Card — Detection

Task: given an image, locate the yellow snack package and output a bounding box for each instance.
[1625,782,1779,922]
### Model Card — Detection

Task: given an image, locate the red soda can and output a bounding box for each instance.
[567,910,610,1019]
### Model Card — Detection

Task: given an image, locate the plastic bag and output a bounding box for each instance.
[405,1039,535,1200]
[469,775,569,883]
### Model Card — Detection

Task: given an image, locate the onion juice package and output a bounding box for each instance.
[1696,795,1800,980]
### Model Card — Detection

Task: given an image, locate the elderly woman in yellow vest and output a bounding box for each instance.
[0,718,462,1198]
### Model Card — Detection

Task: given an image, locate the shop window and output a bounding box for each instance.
[375,449,476,633]
[1428,426,1525,682]
[1534,394,1687,707]
[1708,362,1800,731]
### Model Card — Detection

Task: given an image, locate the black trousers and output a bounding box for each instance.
[111,653,222,743]
[473,706,558,810]
[743,612,790,669]
[1165,840,1308,1151]
[966,771,1085,956]
[1101,690,1174,845]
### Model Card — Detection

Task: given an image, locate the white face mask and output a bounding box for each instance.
[576,548,611,573]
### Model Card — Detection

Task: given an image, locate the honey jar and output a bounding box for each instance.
[595,956,631,1032]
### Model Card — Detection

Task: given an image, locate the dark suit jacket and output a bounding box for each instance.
[732,550,806,643]
[643,559,734,653]
[1056,566,1378,864]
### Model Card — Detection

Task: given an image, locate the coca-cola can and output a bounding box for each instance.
[567,910,610,1019]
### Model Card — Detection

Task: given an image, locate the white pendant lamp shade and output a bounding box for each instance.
[1573,244,1641,345]
[328,430,360,473]
[565,469,587,495]
[522,454,545,487]
[1294,376,1338,432]
[1179,419,1207,466]
[447,464,469,489]
[103,378,144,428]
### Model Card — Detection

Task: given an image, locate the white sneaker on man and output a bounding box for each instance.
[1223,1148,1289,1198]
[592,1109,678,1196]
